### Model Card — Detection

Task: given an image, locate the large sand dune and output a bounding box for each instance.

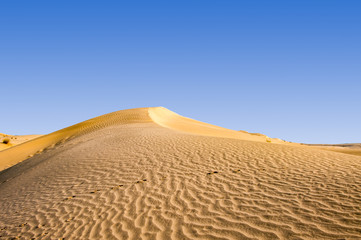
[0,107,360,239]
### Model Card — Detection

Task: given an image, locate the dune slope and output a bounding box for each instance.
[0,107,288,171]
[0,107,360,240]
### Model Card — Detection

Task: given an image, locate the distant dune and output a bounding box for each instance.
[305,143,361,157]
[0,133,42,152]
[0,107,360,239]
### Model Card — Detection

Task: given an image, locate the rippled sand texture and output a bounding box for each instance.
[0,107,360,239]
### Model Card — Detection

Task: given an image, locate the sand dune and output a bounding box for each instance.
[0,107,292,171]
[0,107,360,239]
[306,143,361,157]
[0,133,42,152]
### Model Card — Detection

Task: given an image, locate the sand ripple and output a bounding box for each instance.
[1,108,361,239]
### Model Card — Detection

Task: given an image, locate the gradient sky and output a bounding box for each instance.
[1,1,360,144]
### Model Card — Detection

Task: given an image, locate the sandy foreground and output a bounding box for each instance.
[0,107,360,240]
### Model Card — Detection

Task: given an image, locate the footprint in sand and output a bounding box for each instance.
[136,179,147,184]
[64,196,76,200]
[111,184,123,189]
[65,217,74,222]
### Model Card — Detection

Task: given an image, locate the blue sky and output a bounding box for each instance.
[1,1,360,143]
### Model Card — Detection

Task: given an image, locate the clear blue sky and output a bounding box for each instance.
[1,1,360,144]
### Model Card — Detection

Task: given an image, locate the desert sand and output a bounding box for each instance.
[0,107,360,239]
[0,133,42,152]
[306,143,361,157]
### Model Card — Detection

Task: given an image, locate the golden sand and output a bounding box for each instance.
[0,107,360,239]
[0,133,42,152]
[306,143,361,157]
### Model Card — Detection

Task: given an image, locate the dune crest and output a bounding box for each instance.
[149,107,282,142]
[0,108,152,170]
[0,107,290,171]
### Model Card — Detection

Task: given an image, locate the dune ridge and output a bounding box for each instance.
[1,107,361,239]
[0,107,289,171]
[149,108,287,144]
[0,108,153,170]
